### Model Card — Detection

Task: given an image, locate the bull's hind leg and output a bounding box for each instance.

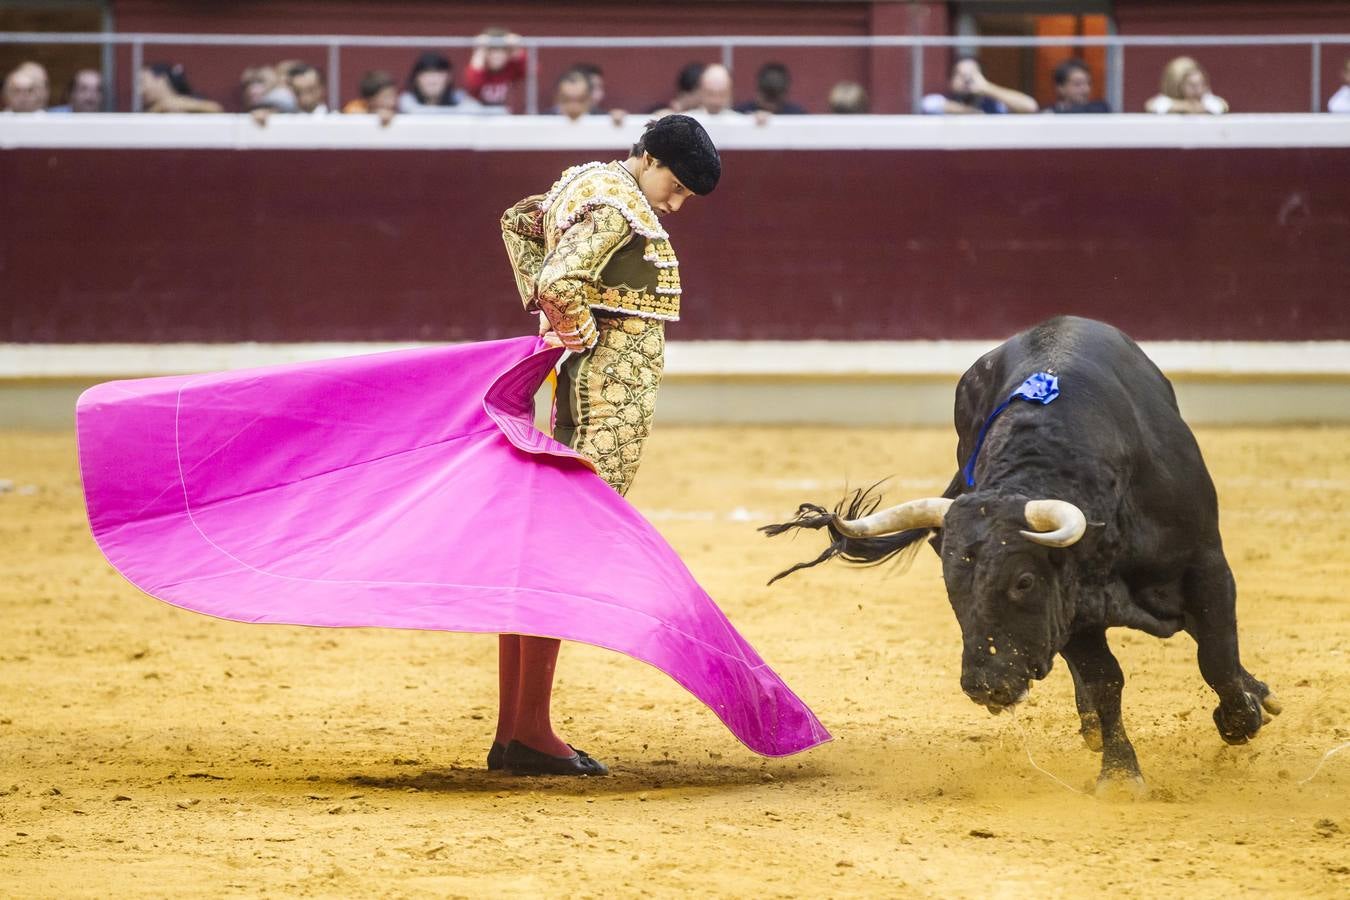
[1183,553,1281,745]
[1059,630,1146,798]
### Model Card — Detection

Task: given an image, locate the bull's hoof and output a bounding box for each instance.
[1079,713,1104,753]
[1095,771,1149,802]
[1213,692,1264,745]
[1242,673,1282,717]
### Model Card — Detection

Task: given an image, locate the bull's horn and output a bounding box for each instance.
[1021,500,1087,548]
[832,497,952,539]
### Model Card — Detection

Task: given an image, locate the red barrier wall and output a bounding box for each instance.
[4,145,1348,343]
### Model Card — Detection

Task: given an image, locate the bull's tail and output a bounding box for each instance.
[760,484,932,585]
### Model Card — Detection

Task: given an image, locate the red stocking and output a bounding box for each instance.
[493,634,522,747]
[511,635,571,757]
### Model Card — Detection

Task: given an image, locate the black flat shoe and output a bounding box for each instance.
[503,740,609,776]
[487,741,506,771]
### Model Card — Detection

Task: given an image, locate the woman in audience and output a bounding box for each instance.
[1145,56,1229,115]
[398,52,481,114]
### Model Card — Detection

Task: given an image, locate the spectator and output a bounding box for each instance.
[1327,58,1350,113]
[48,68,104,113]
[2,63,46,112]
[647,62,705,115]
[342,70,398,126]
[688,63,742,116]
[287,63,328,115]
[244,64,299,112]
[569,61,607,113]
[921,57,1038,115]
[398,52,481,114]
[240,66,282,111]
[465,27,526,108]
[16,61,51,108]
[828,81,869,114]
[550,69,592,121]
[735,62,807,115]
[1047,59,1110,113]
[139,63,223,113]
[1145,56,1228,115]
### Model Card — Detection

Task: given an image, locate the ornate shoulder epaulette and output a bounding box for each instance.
[541,161,669,241]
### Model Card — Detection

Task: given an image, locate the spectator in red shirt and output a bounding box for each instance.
[464,27,526,109]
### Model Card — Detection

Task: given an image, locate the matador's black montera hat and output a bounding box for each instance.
[638,114,721,195]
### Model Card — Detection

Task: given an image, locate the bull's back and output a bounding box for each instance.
[963,317,1220,543]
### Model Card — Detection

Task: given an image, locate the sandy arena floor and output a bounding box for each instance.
[1,425,1347,898]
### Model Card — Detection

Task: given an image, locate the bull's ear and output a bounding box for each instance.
[1059,519,1109,563]
[927,529,944,556]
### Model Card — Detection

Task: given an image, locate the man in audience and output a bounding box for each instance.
[569,62,606,113]
[1046,59,1110,113]
[50,68,105,113]
[2,63,46,112]
[922,57,1037,114]
[288,64,328,114]
[735,62,806,114]
[342,70,398,126]
[689,63,741,116]
[1328,58,1350,113]
[550,68,593,121]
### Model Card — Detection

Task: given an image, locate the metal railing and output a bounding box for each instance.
[4,31,1350,114]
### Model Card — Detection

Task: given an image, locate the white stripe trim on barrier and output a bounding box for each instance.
[2,114,1350,152]
[4,341,1349,379]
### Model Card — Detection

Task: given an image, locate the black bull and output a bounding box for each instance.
[764,316,1280,794]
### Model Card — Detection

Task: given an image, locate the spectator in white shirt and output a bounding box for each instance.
[1328,58,1350,113]
[288,64,328,115]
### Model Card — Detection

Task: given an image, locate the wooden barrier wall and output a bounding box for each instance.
[3,118,1348,343]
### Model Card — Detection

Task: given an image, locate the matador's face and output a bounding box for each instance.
[637,153,692,217]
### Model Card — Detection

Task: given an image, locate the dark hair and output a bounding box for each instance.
[757,62,790,101]
[146,62,193,98]
[571,62,603,79]
[359,70,396,100]
[287,63,322,83]
[950,55,981,76]
[555,68,592,92]
[407,52,458,106]
[1054,58,1091,87]
[676,62,706,94]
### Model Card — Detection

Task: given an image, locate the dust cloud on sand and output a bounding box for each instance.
[1,427,1347,897]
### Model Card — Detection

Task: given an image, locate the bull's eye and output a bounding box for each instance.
[1012,572,1036,596]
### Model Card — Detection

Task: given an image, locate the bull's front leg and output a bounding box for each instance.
[1064,655,1103,752]
[1059,630,1146,799]
[1183,554,1281,745]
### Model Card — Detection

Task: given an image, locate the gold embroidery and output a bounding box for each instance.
[535,204,632,352]
[554,316,665,495]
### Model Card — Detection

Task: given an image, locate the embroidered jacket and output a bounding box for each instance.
[500,161,681,352]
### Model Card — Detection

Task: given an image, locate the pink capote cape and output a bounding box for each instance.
[75,336,829,757]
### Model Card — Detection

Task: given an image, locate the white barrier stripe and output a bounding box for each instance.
[4,341,1350,379]
[3,114,1350,152]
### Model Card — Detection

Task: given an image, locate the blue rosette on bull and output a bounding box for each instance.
[763,316,1282,798]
